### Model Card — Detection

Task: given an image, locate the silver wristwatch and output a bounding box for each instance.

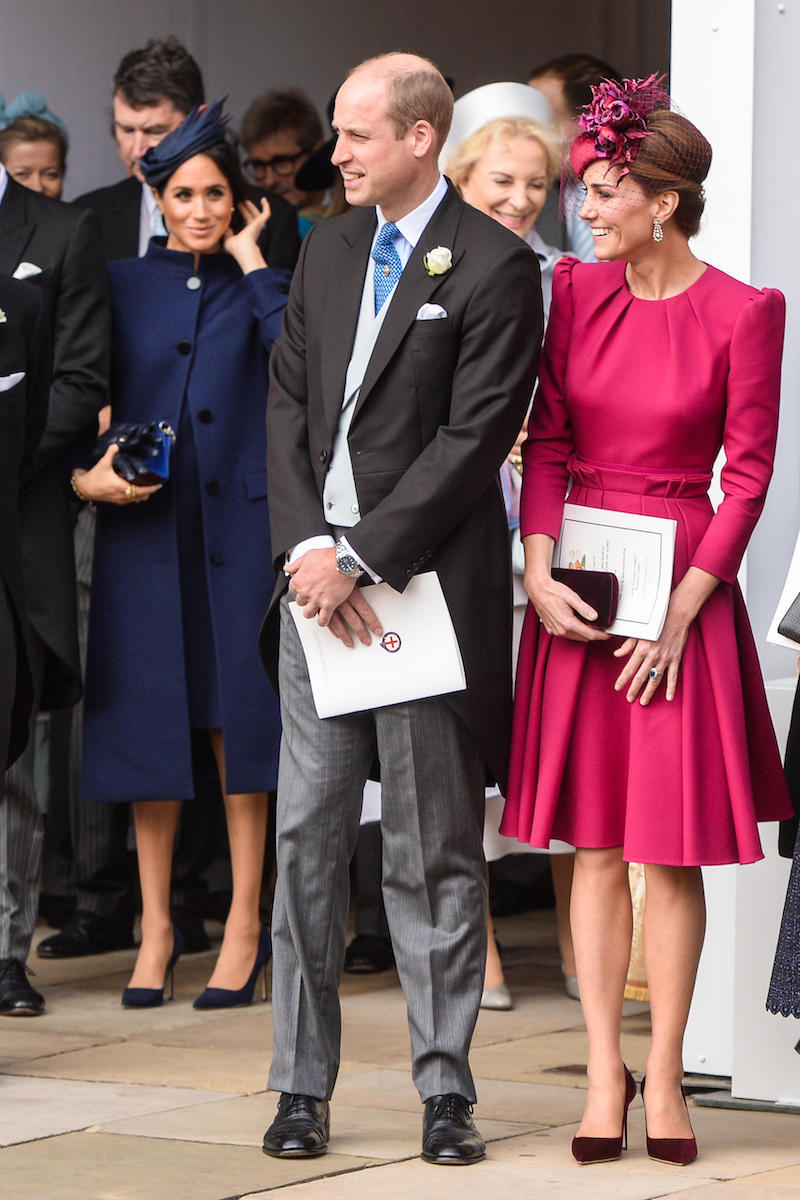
[335,538,364,579]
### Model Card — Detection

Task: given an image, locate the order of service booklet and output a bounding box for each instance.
[553,503,677,640]
[767,528,800,650]
[289,570,466,719]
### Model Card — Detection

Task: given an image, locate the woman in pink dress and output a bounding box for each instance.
[500,76,793,1166]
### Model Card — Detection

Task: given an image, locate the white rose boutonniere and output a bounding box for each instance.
[423,246,452,277]
[0,309,7,323]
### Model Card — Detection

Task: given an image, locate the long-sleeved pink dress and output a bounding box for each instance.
[500,257,793,866]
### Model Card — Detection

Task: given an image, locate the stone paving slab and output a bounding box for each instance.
[0,1075,235,1146]
[0,1027,115,1068]
[239,1129,709,1200]
[468,1026,652,1084]
[1,1130,375,1200]
[9,1039,270,1092]
[660,1185,800,1198]
[330,1066,587,1125]
[98,1090,537,1159]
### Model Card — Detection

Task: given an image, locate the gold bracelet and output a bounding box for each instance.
[70,471,91,504]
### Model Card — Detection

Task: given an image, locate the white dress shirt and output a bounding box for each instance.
[139,182,166,256]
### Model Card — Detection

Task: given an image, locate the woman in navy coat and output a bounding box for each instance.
[74,104,287,1008]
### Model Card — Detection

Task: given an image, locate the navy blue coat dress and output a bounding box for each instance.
[81,242,288,802]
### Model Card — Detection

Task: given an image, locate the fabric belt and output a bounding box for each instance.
[567,454,711,499]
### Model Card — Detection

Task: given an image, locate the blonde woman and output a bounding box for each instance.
[444,84,577,1010]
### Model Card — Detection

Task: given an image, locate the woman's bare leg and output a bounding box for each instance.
[204,729,268,989]
[484,909,505,988]
[571,846,633,1136]
[127,800,181,988]
[552,851,576,977]
[641,863,705,1137]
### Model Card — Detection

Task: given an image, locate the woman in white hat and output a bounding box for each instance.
[444,84,575,1011]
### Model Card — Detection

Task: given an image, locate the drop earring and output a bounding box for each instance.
[652,217,664,243]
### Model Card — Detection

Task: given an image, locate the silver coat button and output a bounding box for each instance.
[187,275,201,290]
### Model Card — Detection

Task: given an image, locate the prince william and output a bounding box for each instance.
[261,52,542,1165]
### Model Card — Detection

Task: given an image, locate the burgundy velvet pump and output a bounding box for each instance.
[571,1065,637,1164]
[640,1076,698,1166]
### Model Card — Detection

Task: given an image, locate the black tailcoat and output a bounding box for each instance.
[0,177,110,708]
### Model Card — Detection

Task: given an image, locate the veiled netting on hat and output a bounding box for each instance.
[559,73,711,233]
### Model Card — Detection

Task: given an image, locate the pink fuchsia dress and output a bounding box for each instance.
[500,257,793,866]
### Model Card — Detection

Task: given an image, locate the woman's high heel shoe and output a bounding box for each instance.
[571,1065,637,1164]
[121,927,184,1009]
[640,1076,698,1165]
[192,924,271,1010]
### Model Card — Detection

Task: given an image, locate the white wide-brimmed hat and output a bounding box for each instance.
[440,81,555,170]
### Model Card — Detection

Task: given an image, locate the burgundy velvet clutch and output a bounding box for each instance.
[551,567,619,628]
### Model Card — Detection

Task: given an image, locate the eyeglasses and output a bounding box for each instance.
[243,149,305,180]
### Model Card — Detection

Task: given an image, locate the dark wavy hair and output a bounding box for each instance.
[113,36,204,115]
[529,53,620,118]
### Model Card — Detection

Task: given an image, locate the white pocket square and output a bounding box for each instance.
[0,372,25,392]
[416,303,447,321]
[13,261,43,280]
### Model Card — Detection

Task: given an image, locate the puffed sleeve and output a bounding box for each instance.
[518,256,578,540]
[691,288,786,583]
[242,266,292,355]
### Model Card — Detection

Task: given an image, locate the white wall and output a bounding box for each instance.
[673,0,800,1097]
[0,0,669,199]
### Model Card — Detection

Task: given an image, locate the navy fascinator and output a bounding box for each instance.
[140,99,230,188]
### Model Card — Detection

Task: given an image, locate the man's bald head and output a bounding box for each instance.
[347,52,453,152]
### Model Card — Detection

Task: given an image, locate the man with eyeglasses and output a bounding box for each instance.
[240,90,326,230]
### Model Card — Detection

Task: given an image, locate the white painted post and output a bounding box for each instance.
[672,0,800,1100]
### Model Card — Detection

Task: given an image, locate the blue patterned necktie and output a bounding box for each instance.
[372,222,402,314]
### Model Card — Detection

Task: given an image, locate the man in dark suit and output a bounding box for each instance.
[0,163,110,1013]
[0,276,48,769]
[261,53,542,1164]
[0,274,49,1014]
[73,36,300,270]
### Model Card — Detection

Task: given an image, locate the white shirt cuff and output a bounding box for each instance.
[339,535,382,583]
[286,535,335,567]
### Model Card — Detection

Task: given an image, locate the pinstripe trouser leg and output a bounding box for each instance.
[268,596,487,1103]
[0,630,46,961]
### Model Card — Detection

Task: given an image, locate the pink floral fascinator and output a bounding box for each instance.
[569,72,670,179]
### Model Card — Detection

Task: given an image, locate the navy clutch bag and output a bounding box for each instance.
[91,420,176,485]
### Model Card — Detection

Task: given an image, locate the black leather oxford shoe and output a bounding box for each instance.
[36,910,134,958]
[262,1093,330,1158]
[421,1093,485,1165]
[343,933,395,974]
[0,959,45,1016]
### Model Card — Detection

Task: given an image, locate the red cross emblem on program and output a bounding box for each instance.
[380,631,401,653]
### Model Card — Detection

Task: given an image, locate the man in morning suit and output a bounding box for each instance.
[261,53,542,1164]
[0,275,49,1013]
[73,36,300,269]
[0,163,109,1013]
[0,276,48,770]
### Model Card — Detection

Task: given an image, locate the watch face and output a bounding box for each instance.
[337,550,360,575]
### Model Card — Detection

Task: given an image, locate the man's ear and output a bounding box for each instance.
[410,119,436,159]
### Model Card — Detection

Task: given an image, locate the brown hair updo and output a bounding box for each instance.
[627,110,711,239]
